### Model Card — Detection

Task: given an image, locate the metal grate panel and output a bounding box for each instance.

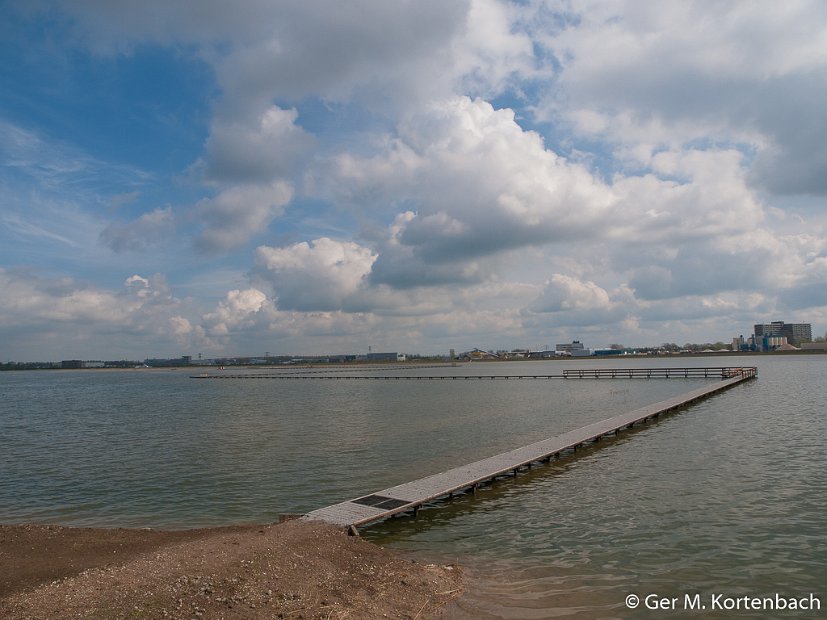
[352,494,410,510]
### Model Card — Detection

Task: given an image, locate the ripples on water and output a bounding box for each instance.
[2,357,825,617]
[365,357,827,618]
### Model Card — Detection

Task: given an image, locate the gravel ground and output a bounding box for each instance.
[0,521,463,619]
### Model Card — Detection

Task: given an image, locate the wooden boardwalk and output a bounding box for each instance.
[193,366,749,380]
[303,368,756,531]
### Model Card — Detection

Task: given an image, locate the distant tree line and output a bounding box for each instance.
[659,342,731,352]
[0,360,141,371]
[0,361,61,371]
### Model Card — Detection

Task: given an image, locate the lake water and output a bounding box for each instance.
[1,356,825,618]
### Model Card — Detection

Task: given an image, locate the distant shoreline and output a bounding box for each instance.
[3,349,827,372]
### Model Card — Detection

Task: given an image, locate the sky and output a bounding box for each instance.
[2,1,827,362]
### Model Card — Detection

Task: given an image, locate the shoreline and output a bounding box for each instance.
[0,520,463,619]
[3,349,826,373]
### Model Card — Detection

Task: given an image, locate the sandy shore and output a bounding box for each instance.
[0,520,462,619]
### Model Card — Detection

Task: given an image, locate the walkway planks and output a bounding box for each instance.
[303,369,756,530]
[193,366,751,380]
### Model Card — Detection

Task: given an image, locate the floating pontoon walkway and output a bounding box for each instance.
[193,366,750,380]
[303,367,756,531]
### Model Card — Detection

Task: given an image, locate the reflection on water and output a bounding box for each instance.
[2,357,826,617]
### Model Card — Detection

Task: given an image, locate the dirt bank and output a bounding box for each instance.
[0,520,462,619]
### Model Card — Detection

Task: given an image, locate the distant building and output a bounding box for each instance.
[787,323,813,345]
[593,348,623,356]
[555,341,592,357]
[462,348,497,360]
[60,360,104,369]
[754,321,812,349]
[762,335,788,351]
[367,352,405,362]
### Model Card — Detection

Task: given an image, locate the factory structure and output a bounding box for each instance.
[731,321,815,352]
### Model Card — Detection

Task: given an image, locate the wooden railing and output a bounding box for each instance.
[562,366,757,379]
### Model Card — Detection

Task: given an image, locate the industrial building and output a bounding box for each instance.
[753,321,812,350]
[555,341,592,357]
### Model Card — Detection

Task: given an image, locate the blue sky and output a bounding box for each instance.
[2,1,827,361]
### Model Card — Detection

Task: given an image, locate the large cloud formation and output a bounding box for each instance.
[253,238,376,311]
[0,268,204,358]
[3,1,827,359]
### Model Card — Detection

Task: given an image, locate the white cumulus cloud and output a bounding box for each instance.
[253,238,376,311]
[201,106,315,184]
[193,182,294,253]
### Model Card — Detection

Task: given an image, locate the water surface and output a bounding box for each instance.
[1,356,824,617]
